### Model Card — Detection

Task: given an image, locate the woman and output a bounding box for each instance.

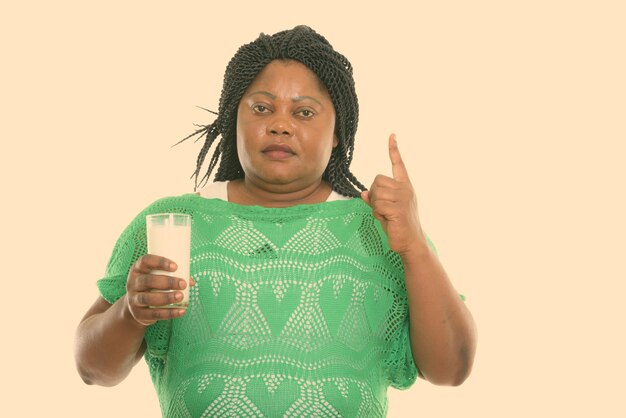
[75,25,476,417]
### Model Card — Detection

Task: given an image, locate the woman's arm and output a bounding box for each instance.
[400,240,476,386]
[75,255,190,386]
[362,134,477,386]
[75,296,148,386]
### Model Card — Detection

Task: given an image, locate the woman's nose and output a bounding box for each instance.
[268,114,293,136]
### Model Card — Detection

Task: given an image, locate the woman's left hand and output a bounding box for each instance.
[361,134,426,256]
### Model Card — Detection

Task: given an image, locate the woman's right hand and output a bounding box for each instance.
[125,254,189,327]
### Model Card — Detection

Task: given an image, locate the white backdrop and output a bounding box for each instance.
[2,1,625,417]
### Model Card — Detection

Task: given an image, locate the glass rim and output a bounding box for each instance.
[146,213,191,219]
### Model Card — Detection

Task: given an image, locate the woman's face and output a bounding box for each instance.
[236,60,337,191]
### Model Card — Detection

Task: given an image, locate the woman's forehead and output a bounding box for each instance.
[246,60,329,95]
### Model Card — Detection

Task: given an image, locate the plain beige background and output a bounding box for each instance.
[2,1,625,417]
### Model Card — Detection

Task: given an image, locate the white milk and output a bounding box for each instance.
[146,214,191,307]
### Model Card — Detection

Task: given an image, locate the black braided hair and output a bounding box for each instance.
[177,25,366,197]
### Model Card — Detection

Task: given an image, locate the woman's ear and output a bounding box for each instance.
[333,135,339,148]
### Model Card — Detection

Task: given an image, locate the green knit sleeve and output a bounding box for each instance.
[387,318,418,389]
[96,212,147,304]
[385,249,419,390]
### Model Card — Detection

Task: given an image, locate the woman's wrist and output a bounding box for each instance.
[399,235,433,264]
[120,295,151,329]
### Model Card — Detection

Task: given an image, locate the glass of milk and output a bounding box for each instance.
[146,213,191,308]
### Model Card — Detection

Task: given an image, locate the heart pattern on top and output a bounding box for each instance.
[245,375,301,417]
[318,276,354,338]
[256,283,302,336]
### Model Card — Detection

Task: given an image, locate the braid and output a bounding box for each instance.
[177,25,366,197]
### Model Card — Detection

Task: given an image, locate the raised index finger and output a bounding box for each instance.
[389,134,410,182]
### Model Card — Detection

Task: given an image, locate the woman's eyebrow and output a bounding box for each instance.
[248,91,276,99]
[247,91,323,106]
[292,95,323,107]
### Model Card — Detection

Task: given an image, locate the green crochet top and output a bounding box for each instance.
[98,194,434,417]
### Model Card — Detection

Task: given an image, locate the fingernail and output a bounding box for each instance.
[170,262,177,271]
[179,279,186,289]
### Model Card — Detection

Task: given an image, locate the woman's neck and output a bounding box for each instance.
[227,178,333,208]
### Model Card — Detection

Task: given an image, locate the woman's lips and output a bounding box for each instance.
[262,144,295,160]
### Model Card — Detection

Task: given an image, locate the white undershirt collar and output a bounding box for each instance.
[198,181,351,202]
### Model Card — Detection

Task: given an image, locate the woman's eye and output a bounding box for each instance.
[297,109,315,118]
[252,104,270,113]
